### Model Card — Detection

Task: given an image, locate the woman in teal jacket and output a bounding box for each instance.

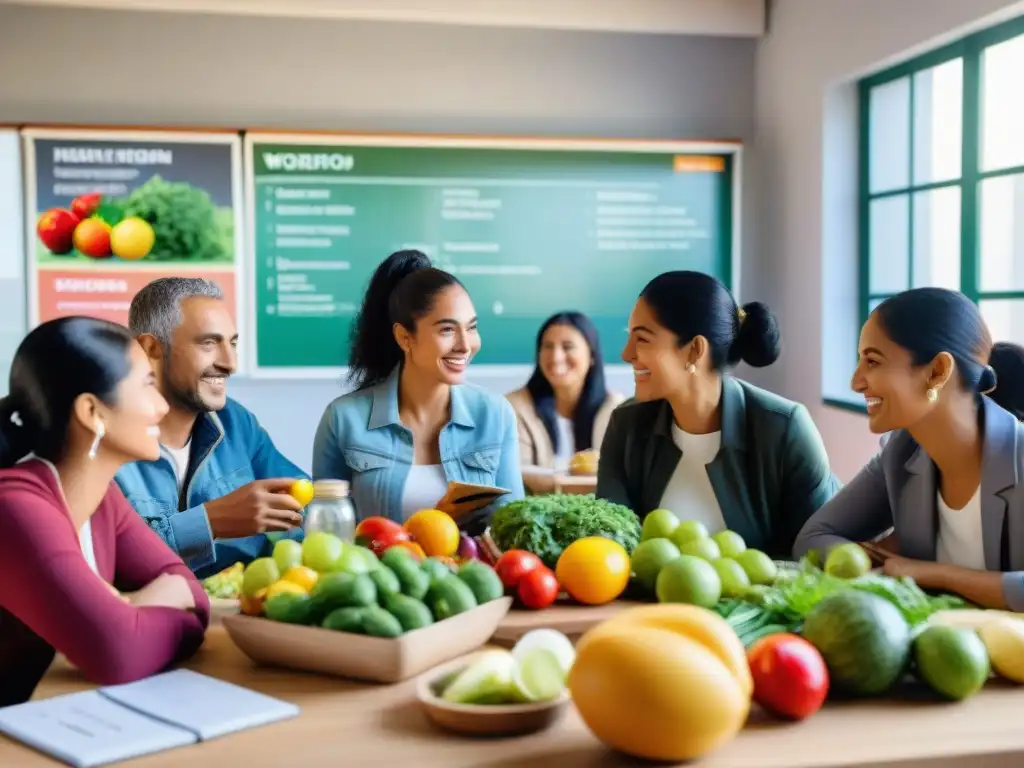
[312,250,524,533]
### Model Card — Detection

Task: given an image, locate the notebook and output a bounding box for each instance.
[435,481,511,519]
[0,670,299,767]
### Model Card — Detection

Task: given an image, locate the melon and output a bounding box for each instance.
[801,591,911,696]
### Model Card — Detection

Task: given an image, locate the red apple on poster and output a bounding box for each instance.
[70,193,102,220]
[72,218,113,259]
[36,208,80,254]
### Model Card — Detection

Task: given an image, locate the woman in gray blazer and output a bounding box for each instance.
[794,288,1024,611]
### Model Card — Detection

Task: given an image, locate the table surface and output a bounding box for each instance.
[4,621,1024,768]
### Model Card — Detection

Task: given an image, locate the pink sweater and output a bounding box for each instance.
[0,460,211,706]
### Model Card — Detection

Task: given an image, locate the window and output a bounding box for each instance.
[859,16,1024,350]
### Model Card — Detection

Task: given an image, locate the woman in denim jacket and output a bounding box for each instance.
[312,250,525,533]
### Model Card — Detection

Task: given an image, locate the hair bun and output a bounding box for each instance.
[977,364,998,394]
[734,301,781,368]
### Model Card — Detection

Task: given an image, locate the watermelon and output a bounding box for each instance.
[801,590,911,696]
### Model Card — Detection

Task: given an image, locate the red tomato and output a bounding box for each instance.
[366,528,412,557]
[36,208,79,254]
[71,192,102,220]
[494,549,543,590]
[517,566,559,609]
[748,633,829,720]
[355,517,404,547]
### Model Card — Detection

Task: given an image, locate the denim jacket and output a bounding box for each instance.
[115,398,308,579]
[311,367,525,534]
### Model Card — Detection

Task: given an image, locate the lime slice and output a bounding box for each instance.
[510,629,576,677]
[512,647,567,702]
[440,651,516,705]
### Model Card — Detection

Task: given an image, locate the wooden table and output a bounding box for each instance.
[4,626,1024,768]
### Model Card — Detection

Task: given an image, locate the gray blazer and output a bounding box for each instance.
[793,396,1024,611]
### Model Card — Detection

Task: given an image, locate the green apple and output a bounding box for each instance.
[642,509,680,541]
[670,520,709,549]
[677,536,721,562]
[711,530,747,558]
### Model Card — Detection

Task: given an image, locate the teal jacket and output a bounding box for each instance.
[312,367,525,534]
[116,398,307,579]
[596,376,840,558]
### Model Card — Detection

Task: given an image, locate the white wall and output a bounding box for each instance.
[0,5,757,471]
[754,0,1024,482]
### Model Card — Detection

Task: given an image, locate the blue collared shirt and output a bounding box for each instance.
[311,367,525,533]
[116,398,308,579]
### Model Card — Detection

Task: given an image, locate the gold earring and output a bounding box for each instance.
[686,363,697,375]
[926,387,938,403]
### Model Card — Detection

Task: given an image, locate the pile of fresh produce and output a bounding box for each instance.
[201,561,243,599]
[488,493,641,569]
[37,191,156,261]
[239,527,505,637]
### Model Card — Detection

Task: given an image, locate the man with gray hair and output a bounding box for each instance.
[116,276,308,578]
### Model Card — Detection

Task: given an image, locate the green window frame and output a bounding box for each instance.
[850,14,1024,414]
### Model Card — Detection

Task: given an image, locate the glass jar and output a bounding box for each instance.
[302,479,356,542]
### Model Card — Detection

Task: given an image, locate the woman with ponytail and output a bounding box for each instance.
[312,251,524,532]
[0,317,209,706]
[795,288,1024,611]
[597,271,840,558]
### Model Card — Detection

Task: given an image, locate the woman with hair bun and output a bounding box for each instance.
[795,288,1024,611]
[312,250,524,533]
[597,271,839,558]
[0,316,210,706]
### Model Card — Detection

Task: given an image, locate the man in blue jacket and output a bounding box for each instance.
[116,277,307,579]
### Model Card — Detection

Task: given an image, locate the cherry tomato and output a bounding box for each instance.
[355,517,405,548]
[494,549,543,590]
[748,633,829,720]
[517,566,560,609]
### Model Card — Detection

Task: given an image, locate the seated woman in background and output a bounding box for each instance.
[794,289,1024,611]
[312,250,524,533]
[507,312,624,494]
[0,317,210,707]
[596,271,839,559]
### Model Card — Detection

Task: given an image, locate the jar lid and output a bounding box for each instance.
[313,479,350,499]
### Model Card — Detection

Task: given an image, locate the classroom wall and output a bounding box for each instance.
[753,0,1024,482]
[0,5,757,472]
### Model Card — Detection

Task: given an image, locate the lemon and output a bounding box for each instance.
[241,557,280,597]
[281,565,319,593]
[109,217,155,260]
[264,579,310,600]
[289,478,315,507]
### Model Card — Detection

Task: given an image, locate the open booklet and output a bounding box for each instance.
[434,480,511,520]
[0,669,299,767]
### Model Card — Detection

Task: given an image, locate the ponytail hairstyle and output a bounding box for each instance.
[347,250,463,390]
[638,271,781,370]
[0,316,134,469]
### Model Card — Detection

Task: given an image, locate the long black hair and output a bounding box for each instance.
[525,312,608,453]
[640,271,781,369]
[347,250,463,390]
[874,288,1024,418]
[0,316,134,468]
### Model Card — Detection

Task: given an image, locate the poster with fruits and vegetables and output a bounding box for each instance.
[22,129,245,341]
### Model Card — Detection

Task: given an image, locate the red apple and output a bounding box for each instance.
[36,208,80,254]
[73,218,112,259]
[70,193,102,220]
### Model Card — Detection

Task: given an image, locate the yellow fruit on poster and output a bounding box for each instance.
[110,217,156,260]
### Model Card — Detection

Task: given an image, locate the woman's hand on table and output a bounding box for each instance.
[880,555,948,588]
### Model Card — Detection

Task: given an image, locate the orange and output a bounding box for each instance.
[403,509,460,557]
[240,587,268,616]
[555,536,630,605]
[280,565,319,593]
[289,478,315,507]
[109,216,155,260]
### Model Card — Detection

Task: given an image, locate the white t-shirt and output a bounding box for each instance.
[658,424,727,533]
[935,487,986,570]
[554,416,576,470]
[79,518,99,575]
[400,464,449,522]
[162,440,192,494]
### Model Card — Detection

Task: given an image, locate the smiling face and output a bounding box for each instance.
[160,296,238,413]
[396,284,480,385]
[539,323,592,393]
[622,297,696,402]
[851,312,952,433]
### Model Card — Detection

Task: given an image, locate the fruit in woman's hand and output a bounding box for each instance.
[913,625,990,701]
[36,208,80,254]
[555,537,630,605]
[355,516,405,547]
[72,217,112,259]
[517,566,559,609]
[404,508,460,557]
[242,557,280,597]
[825,542,872,579]
[979,616,1024,683]
[70,192,102,220]
[748,633,829,719]
[288,478,315,507]
[109,216,155,260]
[570,604,751,762]
[494,549,543,590]
[302,531,345,573]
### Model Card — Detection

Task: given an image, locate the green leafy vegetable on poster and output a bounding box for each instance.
[95,202,125,228]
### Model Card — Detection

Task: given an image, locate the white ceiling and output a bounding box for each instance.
[0,0,766,35]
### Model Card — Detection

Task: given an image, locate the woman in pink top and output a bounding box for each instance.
[0,316,211,706]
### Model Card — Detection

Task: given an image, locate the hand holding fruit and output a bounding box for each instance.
[205,478,305,538]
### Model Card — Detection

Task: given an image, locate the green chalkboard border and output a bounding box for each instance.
[243,131,743,380]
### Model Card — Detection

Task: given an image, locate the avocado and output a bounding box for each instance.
[322,606,367,633]
[263,592,313,625]
[457,561,504,604]
[361,606,404,638]
[380,547,416,571]
[384,593,435,632]
[425,575,478,621]
[386,557,430,601]
[368,567,401,603]
[422,557,455,586]
[310,571,377,616]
